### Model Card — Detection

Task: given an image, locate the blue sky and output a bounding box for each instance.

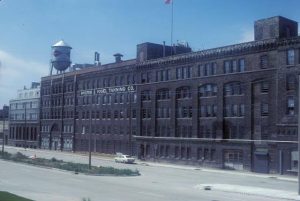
[0,0,300,106]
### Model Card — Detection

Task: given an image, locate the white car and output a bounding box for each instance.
[114,154,135,164]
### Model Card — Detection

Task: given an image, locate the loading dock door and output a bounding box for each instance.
[253,150,269,173]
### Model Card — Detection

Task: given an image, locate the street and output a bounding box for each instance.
[0,146,299,201]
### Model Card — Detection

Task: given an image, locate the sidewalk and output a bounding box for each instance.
[5,146,298,182]
[138,160,297,182]
[195,184,300,201]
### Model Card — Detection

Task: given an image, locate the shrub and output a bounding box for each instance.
[12,152,28,161]
[0,151,140,176]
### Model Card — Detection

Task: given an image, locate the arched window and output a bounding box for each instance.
[199,84,217,97]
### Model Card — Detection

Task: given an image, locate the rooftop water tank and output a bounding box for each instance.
[51,40,72,71]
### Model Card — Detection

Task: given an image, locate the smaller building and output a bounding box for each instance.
[0,105,9,145]
[8,82,40,148]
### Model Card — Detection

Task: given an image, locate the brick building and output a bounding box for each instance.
[40,16,300,174]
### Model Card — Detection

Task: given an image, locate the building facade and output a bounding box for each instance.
[9,82,40,148]
[40,16,300,174]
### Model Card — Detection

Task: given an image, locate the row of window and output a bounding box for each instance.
[81,109,137,120]
[10,113,38,121]
[224,104,245,117]
[224,59,245,74]
[81,74,136,89]
[142,144,216,161]
[18,90,40,99]
[175,125,193,138]
[81,125,137,135]
[10,101,39,110]
[144,58,246,83]
[9,126,38,141]
[81,93,137,105]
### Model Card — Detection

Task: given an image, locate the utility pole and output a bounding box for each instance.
[298,74,300,195]
[24,102,27,149]
[2,118,5,153]
[88,98,92,169]
[129,91,132,156]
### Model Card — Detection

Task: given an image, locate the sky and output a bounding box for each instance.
[0,0,300,107]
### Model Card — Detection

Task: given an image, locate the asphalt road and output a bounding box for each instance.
[0,147,299,201]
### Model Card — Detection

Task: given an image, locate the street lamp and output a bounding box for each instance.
[2,118,6,154]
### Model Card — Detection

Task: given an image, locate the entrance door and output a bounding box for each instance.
[54,141,58,150]
[139,144,145,160]
[253,153,269,173]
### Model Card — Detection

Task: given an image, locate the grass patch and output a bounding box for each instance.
[0,191,33,201]
[0,152,140,176]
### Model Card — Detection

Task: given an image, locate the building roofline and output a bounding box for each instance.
[137,36,300,67]
[42,58,136,81]
[254,16,298,24]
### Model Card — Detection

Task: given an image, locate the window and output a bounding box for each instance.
[260,55,268,69]
[212,105,217,117]
[224,82,243,96]
[119,94,125,103]
[211,63,217,75]
[157,89,170,100]
[232,104,238,116]
[239,104,245,116]
[291,151,298,171]
[114,110,118,119]
[224,150,243,164]
[198,64,204,77]
[224,61,231,73]
[197,148,202,160]
[199,84,217,97]
[177,107,192,118]
[261,103,269,116]
[287,49,295,65]
[239,59,245,72]
[204,64,210,76]
[156,69,170,81]
[176,66,192,79]
[232,60,237,72]
[141,72,151,83]
[206,105,212,117]
[286,75,296,91]
[224,59,245,73]
[114,94,118,104]
[141,90,151,101]
[261,81,269,93]
[287,97,295,115]
[176,87,191,99]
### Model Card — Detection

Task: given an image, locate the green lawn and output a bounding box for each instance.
[0,191,33,201]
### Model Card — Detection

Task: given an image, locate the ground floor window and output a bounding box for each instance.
[41,138,49,149]
[291,151,298,171]
[224,149,243,170]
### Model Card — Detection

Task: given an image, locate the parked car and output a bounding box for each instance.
[114,153,135,164]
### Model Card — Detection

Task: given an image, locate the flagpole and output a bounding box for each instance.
[171,0,174,55]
